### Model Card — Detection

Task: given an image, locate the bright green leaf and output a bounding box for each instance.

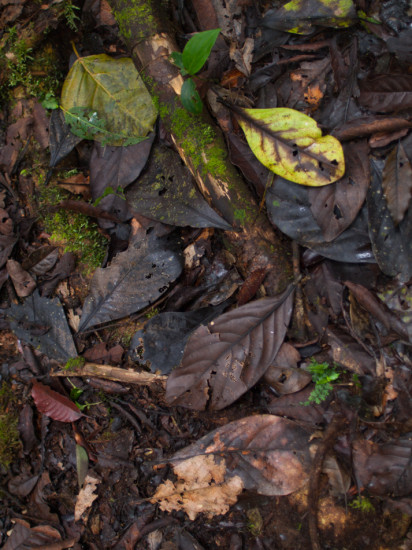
[170,52,188,75]
[61,54,157,146]
[182,28,220,75]
[180,78,203,114]
[234,107,345,186]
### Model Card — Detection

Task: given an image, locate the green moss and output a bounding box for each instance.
[64,356,86,370]
[113,0,157,42]
[38,184,106,273]
[0,382,21,469]
[169,106,227,178]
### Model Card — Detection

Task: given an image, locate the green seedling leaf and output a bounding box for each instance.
[182,28,220,75]
[170,52,188,75]
[232,106,345,186]
[61,54,157,146]
[180,78,203,114]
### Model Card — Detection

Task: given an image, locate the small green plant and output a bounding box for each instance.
[349,495,375,513]
[145,307,159,320]
[0,382,21,469]
[93,185,126,207]
[171,28,220,114]
[63,0,80,31]
[67,379,101,411]
[302,358,340,405]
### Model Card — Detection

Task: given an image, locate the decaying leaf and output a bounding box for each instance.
[261,0,357,34]
[353,437,412,497]
[151,454,244,520]
[79,230,183,331]
[75,474,100,522]
[382,141,412,225]
[230,105,345,186]
[308,140,370,241]
[8,291,77,362]
[6,259,36,297]
[165,285,294,410]
[358,75,412,114]
[153,415,312,520]
[126,145,231,229]
[367,159,412,281]
[31,380,84,422]
[61,54,157,146]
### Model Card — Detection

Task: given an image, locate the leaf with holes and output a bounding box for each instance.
[79,229,183,331]
[165,285,295,410]
[230,105,345,186]
[31,380,84,422]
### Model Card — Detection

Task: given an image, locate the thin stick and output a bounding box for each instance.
[51,362,166,386]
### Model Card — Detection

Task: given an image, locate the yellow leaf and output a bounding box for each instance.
[235,107,345,186]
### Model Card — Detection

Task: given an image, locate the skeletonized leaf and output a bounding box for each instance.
[152,415,311,519]
[382,141,412,225]
[61,54,157,146]
[232,106,345,186]
[165,285,294,410]
[31,380,84,422]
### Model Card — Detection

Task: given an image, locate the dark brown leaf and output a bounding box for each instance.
[332,116,412,142]
[0,235,17,268]
[0,208,13,235]
[353,437,412,497]
[170,414,312,496]
[22,246,59,275]
[39,252,76,297]
[18,403,38,454]
[31,379,84,422]
[267,385,326,425]
[165,285,295,410]
[308,140,370,242]
[358,74,412,113]
[264,343,310,395]
[382,141,412,225]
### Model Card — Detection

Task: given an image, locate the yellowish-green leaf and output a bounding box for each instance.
[61,54,157,146]
[264,0,357,34]
[235,107,345,186]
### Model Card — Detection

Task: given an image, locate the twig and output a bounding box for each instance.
[51,362,166,386]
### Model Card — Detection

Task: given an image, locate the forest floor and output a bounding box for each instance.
[1,0,412,549]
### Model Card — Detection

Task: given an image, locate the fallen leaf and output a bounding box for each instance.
[165,285,294,410]
[358,74,412,113]
[61,54,157,146]
[31,379,84,422]
[231,105,345,186]
[49,108,83,169]
[7,259,36,297]
[79,229,183,331]
[75,474,100,521]
[382,141,412,225]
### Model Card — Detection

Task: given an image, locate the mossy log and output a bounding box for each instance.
[107,0,292,293]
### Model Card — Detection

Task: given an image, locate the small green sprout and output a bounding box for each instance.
[171,28,220,114]
[302,358,340,405]
[349,495,375,513]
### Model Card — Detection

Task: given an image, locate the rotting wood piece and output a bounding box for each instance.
[107,0,292,294]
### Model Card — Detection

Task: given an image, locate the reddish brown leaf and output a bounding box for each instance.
[333,116,412,143]
[165,285,295,410]
[31,379,84,422]
[237,267,268,306]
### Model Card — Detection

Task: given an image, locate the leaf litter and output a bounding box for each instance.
[1,0,412,548]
